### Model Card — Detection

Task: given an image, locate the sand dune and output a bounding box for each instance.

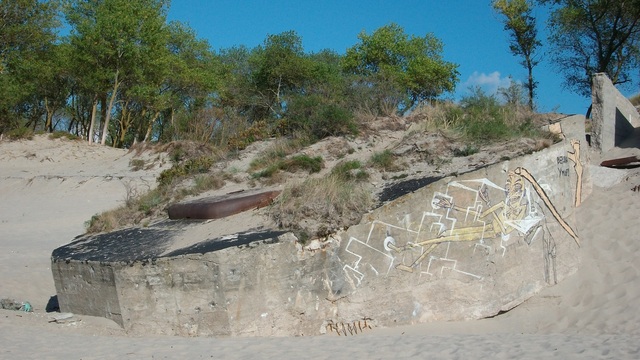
[1,135,639,359]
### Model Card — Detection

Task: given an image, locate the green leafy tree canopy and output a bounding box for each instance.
[539,0,640,96]
[493,0,541,110]
[342,23,459,112]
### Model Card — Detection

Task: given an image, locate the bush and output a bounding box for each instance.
[158,156,215,186]
[226,120,270,150]
[252,154,324,179]
[129,159,146,171]
[331,160,369,181]
[269,173,373,241]
[453,145,479,157]
[5,127,34,140]
[369,149,399,171]
[284,94,358,140]
[49,131,81,141]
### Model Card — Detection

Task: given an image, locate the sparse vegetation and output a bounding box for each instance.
[412,86,549,146]
[129,159,146,171]
[49,131,81,141]
[453,145,479,157]
[331,160,369,181]
[369,149,403,171]
[270,173,374,242]
[85,141,228,233]
[5,127,35,140]
[252,154,323,180]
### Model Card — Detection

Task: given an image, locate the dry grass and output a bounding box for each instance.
[409,101,459,132]
[269,174,374,242]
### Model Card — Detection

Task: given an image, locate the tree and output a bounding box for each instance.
[156,21,220,143]
[0,0,61,133]
[539,0,640,97]
[66,0,171,145]
[250,31,312,120]
[493,0,541,110]
[342,23,459,113]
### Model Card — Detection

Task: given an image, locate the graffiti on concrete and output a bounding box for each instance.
[324,318,374,336]
[567,139,583,207]
[343,165,581,287]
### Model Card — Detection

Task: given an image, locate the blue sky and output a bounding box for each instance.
[167,0,593,114]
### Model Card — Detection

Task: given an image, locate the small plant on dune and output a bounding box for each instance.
[158,155,215,186]
[453,145,479,157]
[252,154,324,180]
[5,127,34,140]
[270,173,373,242]
[331,160,369,181]
[49,131,81,141]
[369,149,405,172]
[129,159,146,171]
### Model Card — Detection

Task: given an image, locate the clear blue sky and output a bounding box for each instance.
[168,0,593,115]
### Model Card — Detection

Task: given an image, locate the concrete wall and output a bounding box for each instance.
[52,116,590,336]
[591,73,640,152]
[332,117,587,327]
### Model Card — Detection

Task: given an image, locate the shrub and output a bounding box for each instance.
[252,154,324,179]
[269,173,373,242]
[285,94,358,140]
[129,159,146,171]
[158,156,215,186]
[226,120,270,150]
[453,145,479,157]
[369,149,398,171]
[331,160,369,181]
[49,131,81,141]
[5,127,34,140]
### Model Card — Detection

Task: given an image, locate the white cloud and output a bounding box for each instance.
[462,71,514,96]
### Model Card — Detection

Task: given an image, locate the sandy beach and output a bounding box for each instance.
[1,135,639,359]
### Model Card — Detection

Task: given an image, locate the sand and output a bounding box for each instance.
[1,135,640,359]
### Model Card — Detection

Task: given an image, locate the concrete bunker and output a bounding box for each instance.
[52,116,592,337]
[590,73,640,152]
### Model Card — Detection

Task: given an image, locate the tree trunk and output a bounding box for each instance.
[143,111,160,142]
[100,71,121,146]
[87,96,98,143]
[44,98,54,132]
[526,59,535,111]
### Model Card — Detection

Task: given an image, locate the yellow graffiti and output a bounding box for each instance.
[567,139,583,207]
[392,167,580,273]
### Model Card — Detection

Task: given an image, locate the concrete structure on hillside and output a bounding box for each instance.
[52,116,590,337]
[590,73,640,152]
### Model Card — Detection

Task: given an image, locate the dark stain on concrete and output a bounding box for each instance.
[377,176,442,204]
[164,230,287,257]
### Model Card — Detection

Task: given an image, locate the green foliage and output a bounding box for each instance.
[49,131,81,141]
[0,0,61,133]
[137,189,164,215]
[331,160,369,181]
[342,23,459,112]
[158,156,214,186]
[453,145,479,157]
[5,127,35,140]
[284,94,357,140]
[269,173,374,240]
[413,87,546,145]
[539,0,640,96]
[369,150,398,171]
[252,155,323,179]
[458,87,511,142]
[226,120,270,150]
[492,0,540,109]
